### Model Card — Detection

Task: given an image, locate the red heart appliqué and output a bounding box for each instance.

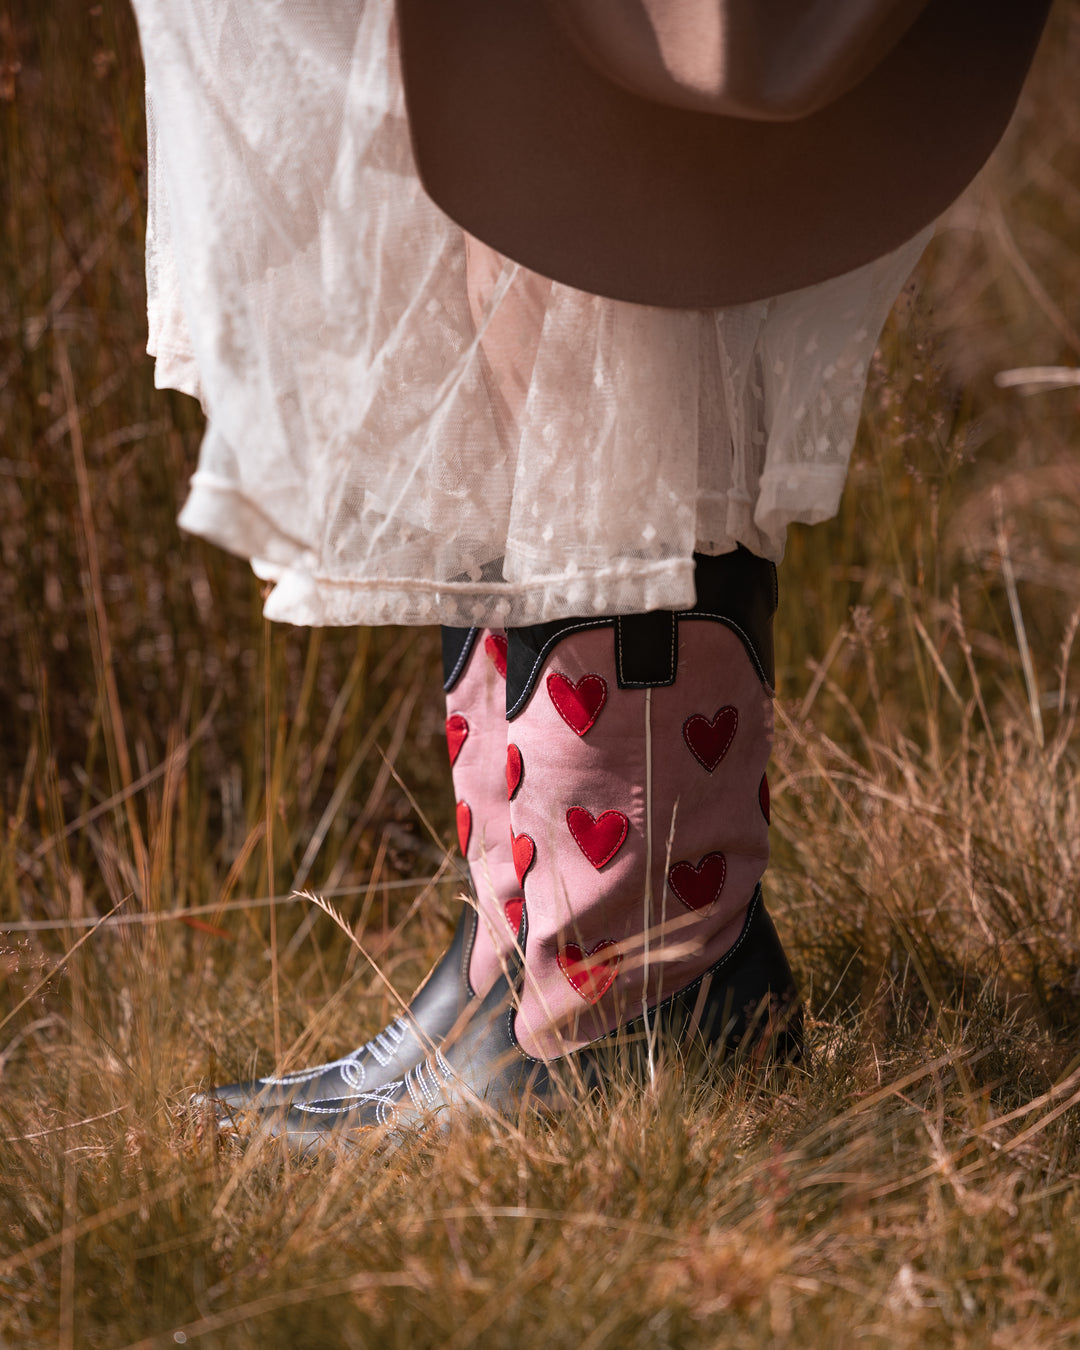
[506,743,523,800]
[456,801,472,855]
[547,672,607,737]
[504,897,524,935]
[445,713,468,767]
[668,851,727,911]
[558,940,621,1004]
[511,830,535,887]
[566,807,629,869]
[683,706,738,772]
[759,773,770,824]
[484,633,508,678]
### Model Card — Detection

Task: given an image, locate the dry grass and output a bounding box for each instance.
[2,1,1080,1346]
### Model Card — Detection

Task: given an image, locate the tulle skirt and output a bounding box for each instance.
[135,0,930,628]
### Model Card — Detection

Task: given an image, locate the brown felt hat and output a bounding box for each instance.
[396,0,1052,307]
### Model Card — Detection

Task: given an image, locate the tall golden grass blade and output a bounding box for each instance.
[57,337,149,891]
[0,893,130,1037]
[995,491,1045,748]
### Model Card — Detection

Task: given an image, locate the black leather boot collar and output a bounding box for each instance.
[442,626,480,692]
[506,549,777,718]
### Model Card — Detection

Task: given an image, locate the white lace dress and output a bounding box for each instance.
[134,0,930,629]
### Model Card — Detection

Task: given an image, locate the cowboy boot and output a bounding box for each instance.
[251,551,801,1149]
[206,626,522,1109]
[503,549,794,1063]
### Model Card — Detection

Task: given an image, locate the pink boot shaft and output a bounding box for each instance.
[509,619,772,1057]
[444,628,522,996]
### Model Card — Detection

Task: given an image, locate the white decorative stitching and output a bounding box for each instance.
[546,670,607,735]
[394,1047,456,1114]
[556,939,621,1003]
[622,885,763,1021]
[509,609,770,713]
[403,1068,426,1110]
[417,1061,436,1107]
[259,1055,357,1088]
[340,1058,367,1091]
[463,908,477,995]
[510,886,766,1067]
[369,1018,408,1066]
[444,627,480,692]
[506,620,611,718]
[681,614,772,690]
[260,1016,411,1087]
[294,1079,403,1118]
[565,806,629,869]
[682,706,738,772]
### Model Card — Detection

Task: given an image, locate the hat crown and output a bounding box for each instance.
[548,0,932,119]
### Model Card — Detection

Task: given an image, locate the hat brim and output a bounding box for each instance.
[397,0,1051,306]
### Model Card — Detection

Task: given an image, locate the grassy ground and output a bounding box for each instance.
[2,2,1080,1346]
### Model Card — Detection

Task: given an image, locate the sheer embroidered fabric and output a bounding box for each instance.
[136,0,929,628]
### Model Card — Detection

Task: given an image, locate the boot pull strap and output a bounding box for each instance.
[614,612,677,688]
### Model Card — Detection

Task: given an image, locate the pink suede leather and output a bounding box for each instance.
[509,620,772,1059]
[446,629,523,995]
